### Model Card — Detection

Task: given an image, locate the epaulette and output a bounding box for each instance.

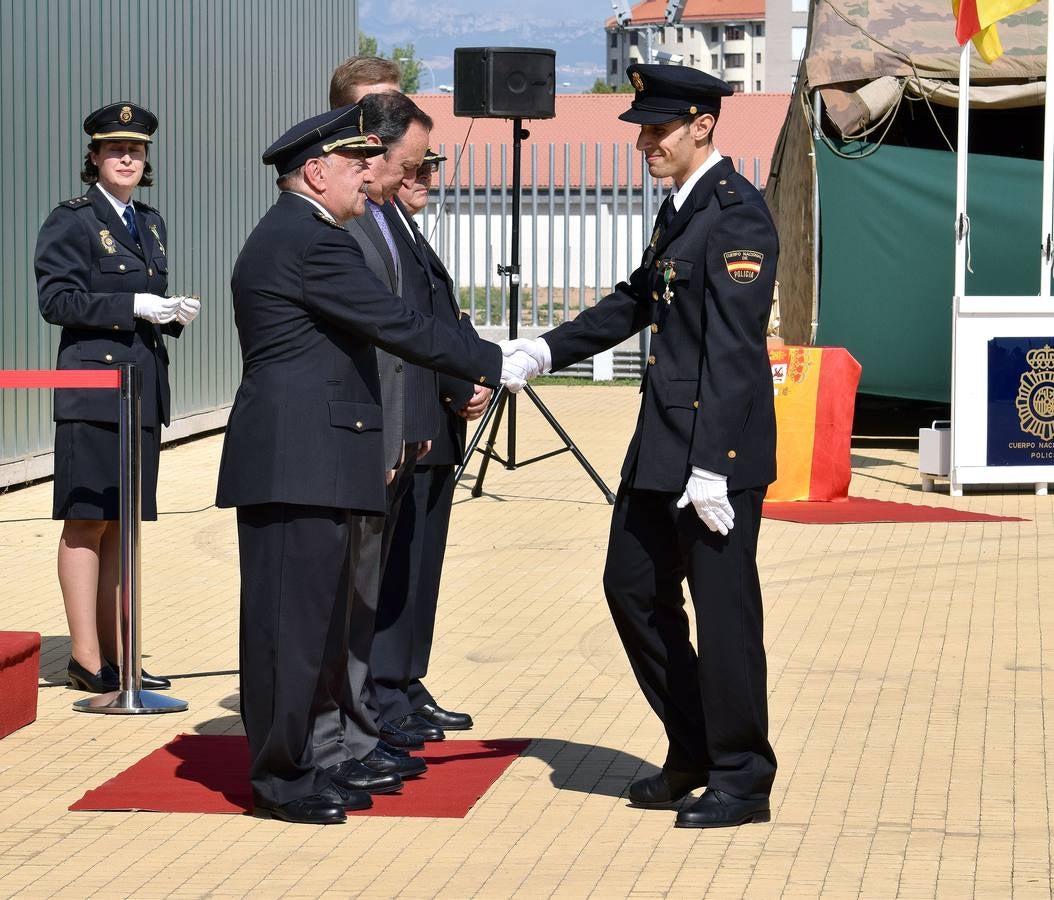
[61,195,91,209]
[715,178,743,210]
[313,210,346,231]
[133,199,159,214]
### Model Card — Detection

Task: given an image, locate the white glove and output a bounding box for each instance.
[676,467,735,535]
[499,337,552,374]
[174,295,201,326]
[500,350,539,393]
[133,293,182,324]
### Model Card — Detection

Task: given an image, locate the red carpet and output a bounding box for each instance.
[762,496,1026,524]
[69,734,530,817]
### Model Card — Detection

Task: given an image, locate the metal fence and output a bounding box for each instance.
[417,142,766,332]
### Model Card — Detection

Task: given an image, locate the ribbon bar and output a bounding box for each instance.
[0,369,121,389]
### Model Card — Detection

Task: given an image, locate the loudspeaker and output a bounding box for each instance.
[453,47,556,120]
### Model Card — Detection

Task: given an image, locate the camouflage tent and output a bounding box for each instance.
[766,0,1047,400]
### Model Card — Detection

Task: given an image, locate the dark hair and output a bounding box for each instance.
[359,92,433,148]
[80,140,154,187]
[329,56,402,108]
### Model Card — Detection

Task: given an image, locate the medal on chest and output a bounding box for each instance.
[662,262,676,305]
[148,224,165,256]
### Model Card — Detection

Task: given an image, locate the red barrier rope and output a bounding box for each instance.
[0,370,120,389]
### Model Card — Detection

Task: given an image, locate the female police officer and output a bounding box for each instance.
[35,102,200,692]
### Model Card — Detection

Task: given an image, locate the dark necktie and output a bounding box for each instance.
[123,206,140,244]
[659,196,676,233]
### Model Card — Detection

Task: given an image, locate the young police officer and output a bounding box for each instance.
[505,64,779,828]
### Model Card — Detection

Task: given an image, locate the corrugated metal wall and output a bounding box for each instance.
[0,0,357,479]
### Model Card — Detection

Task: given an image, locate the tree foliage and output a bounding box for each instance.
[590,78,634,94]
[357,32,422,93]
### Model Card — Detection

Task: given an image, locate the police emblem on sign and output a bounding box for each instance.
[630,71,645,92]
[723,250,763,283]
[1016,345,1054,441]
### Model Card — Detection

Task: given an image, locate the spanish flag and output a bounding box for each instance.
[767,346,861,503]
[953,0,1038,63]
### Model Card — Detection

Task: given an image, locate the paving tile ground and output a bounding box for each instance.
[0,385,1051,898]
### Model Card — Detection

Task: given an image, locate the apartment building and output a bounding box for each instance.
[605,0,809,93]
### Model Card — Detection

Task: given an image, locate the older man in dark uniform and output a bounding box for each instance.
[216,105,521,825]
[505,64,778,829]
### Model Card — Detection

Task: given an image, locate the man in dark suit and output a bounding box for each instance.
[504,64,779,829]
[327,65,479,745]
[370,150,487,732]
[309,88,441,767]
[216,105,519,825]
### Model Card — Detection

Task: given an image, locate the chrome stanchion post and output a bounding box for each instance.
[74,363,187,714]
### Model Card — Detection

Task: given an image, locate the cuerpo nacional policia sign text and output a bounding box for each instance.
[987,338,1054,465]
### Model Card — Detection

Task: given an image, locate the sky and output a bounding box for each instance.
[357,0,614,93]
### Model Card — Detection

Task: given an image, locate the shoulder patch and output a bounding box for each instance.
[715,181,743,209]
[61,196,91,209]
[313,210,347,231]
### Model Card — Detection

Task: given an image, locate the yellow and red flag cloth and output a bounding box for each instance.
[953,0,1039,64]
[768,346,861,503]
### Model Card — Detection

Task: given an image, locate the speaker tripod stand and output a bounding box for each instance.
[454,118,615,504]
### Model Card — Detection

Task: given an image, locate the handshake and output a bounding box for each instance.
[134,293,203,326]
[498,337,552,393]
[495,336,734,535]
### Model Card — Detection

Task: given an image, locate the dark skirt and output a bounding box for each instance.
[52,421,161,521]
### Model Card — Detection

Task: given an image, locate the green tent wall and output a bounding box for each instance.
[814,141,1043,401]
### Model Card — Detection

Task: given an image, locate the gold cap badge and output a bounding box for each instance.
[630,72,645,92]
[119,105,133,124]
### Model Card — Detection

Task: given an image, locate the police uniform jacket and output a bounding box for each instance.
[35,183,181,428]
[543,156,777,493]
[215,192,501,515]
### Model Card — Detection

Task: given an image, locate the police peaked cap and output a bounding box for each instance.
[263,104,387,176]
[84,102,157,142]
[619,64,734,125]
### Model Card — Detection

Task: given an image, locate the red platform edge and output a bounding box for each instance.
[0,370,120,389]
[0,631,41,739]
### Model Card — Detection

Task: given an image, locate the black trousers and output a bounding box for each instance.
[372,463,456,720]
[603,483,776,800]
[237,503,361,807]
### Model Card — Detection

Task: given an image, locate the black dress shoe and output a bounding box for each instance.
[326,780,373,811]
[377,739,410,758]
[362,746,427,779]
[379,721,426,750]
[105,659,171,690]
[253,788,347,825]
[628,769,709,808]
[390,713,445,742]
[328,758,402,794]
[674,789,770,828]
[67,658,118,693]
[415,702,473,730]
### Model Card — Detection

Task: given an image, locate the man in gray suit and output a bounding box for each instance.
[311,82,443,768]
